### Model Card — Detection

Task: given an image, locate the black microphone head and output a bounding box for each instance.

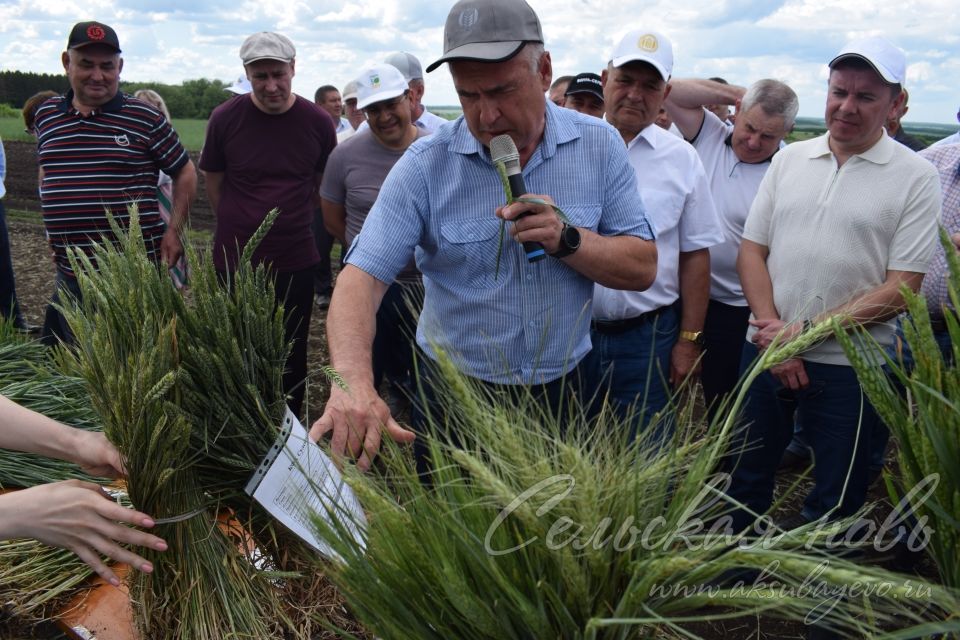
[490,134,521,174]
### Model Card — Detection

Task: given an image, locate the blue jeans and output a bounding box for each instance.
[581,304,678,444]
[727,342,881,528]
[0,199,25,328]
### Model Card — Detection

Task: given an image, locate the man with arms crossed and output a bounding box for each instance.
[727,37,940,531]
[310,0,657,470]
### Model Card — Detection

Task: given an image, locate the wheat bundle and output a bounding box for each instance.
[59,207,355,638]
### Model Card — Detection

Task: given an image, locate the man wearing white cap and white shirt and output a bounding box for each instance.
[199,31,337,417]
[310,0,657,471]
[320,64,429,414]
[726,36,941,535]
[353,52,448,135]
[582,29,723,441]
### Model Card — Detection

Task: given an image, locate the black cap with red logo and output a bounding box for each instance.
[67,21,121,53]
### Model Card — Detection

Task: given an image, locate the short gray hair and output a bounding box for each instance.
[519,42,545,74]
[740,79,799,130]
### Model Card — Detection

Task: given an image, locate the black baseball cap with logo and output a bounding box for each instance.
[67,21,121,53]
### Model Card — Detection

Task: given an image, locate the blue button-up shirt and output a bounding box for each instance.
[346,102,653,384]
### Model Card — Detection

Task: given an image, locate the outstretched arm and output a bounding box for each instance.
[310,266,416,471]
[0,395,167,586]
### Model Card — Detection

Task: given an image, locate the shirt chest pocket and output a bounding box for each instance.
[438,218,505,290]
[639,189,685,238]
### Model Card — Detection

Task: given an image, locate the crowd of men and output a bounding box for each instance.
[1,2,959,622]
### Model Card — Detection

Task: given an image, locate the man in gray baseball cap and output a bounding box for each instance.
[311,0,657,471]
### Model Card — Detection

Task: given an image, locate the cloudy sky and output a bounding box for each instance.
[1,0,958,125]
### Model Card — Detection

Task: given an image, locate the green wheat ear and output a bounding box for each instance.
[494,160,512,280]
[493,162,571,280]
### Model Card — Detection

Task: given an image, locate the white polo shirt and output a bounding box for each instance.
[691,111,773,306]
[743,132,941,365]
[593,123,724,320]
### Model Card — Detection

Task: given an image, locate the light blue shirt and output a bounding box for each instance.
[346,101,654,384]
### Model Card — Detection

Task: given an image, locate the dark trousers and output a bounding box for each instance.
[312,208,335,295]
[41,270,82,347]
[271,267,315,417]
[372,280,424,390]
[701,299,752,419]
[217,266,314,417]
[726,342,880,530]
[0,199,25,328]
[410,354,588,475]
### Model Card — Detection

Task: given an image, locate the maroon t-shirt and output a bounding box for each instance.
[200,94,337,272]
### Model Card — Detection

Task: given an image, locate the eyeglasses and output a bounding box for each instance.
[362,93,407,119]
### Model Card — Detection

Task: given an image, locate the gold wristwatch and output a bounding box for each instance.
[678,330,704,347]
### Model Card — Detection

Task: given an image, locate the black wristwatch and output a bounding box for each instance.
[550,223,581,259]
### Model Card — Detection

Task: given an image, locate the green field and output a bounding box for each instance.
[3,113,956,152]
[1,116,207,151]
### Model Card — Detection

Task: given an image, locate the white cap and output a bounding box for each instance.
[384,52,423,81]
[829,36,905,85]
[608,29,673,81]
[355,64,409,110]
[342,80,359,102]
[226,76,252,94]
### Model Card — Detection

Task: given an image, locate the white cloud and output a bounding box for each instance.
[0,0,957,123]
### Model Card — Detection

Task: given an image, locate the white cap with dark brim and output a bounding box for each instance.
[829,36,906,85]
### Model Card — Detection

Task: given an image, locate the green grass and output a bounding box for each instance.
[168,118,207,152]
[1,116,207,151]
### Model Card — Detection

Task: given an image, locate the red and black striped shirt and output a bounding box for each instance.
[35,90,189,275]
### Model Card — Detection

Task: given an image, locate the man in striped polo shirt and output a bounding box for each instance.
[34,21,196,346]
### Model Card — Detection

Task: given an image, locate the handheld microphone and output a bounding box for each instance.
[490,134,546,263]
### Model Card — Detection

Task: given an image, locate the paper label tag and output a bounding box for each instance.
[246,407,366,559]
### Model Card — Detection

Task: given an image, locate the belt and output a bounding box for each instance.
[591,306,668,335]
[930,315,951,333]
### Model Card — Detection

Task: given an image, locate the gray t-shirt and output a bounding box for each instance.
[320,129,428,282]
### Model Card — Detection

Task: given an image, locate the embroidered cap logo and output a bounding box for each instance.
[87,25,106,41]
[370,74,381,89]
[458,8,479,30]
[637,34,659,52]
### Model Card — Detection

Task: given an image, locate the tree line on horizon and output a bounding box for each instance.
[0,70,232,119]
